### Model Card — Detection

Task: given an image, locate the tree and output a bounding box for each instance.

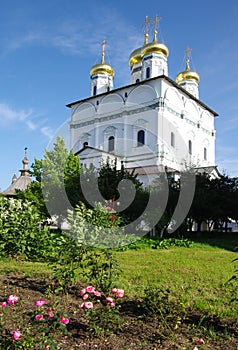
[17,137,83,223]
[98,160,148,224]
[188,173,238,233]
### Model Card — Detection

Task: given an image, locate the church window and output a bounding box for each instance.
[125,92,128,98]
[93,85,97,96]
[83,142,88,148]
[146,67,150,79]
[171,132,175,147]
[188,140,192,155]
[108,136,115,152]
[137,130,145,146]
[136,79,140,83]
[204,147,207,161]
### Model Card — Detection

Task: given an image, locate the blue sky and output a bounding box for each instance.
[0,0,237,190]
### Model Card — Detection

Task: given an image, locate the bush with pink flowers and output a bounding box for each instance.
[79,285,125,336]
[0,292,70,349]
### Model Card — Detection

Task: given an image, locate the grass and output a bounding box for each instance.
[116,245,237,316]
[0,257,51,276]
[0,234,237,318]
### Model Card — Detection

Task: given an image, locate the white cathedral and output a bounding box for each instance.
[67,16,218,184]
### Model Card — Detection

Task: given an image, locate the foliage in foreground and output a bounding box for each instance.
[0,197,51,260]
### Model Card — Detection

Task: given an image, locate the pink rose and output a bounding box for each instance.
[116,289,124,298]
[80,288,86,296]
[35,299,46,307]
[82,293,89,300]
[110,302,115,308]
[13,329,21,340]
[105,297,113,303]
[94,291,101,297]
[60,316,69,324]
[84,302,93,309]
[7,295,18,305]
[197,338,205,345]
[192,347,199,350]
[1,302,6,307]
[80,301,93,309]
[111,288,118,293]
[35,314,44,321]
[47,311,54,319]
[86,286,95,293]
[79,302,85,309]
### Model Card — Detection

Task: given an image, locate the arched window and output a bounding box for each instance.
[171,132,175,147]
[137,130,145,146]
[188,140,192,155]
[146,67,150,79]
[204,147,207,161]
[136,78,140,83]
[83,141,88,148]
[108,136,115,152]
[93,85,97,96]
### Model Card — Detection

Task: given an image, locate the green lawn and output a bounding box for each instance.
[0,239,237,318]
[116,243,237,317]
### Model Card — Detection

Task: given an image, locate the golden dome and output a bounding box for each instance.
[142,40,169,58]
[90,63,114,78]
[176,47,200,84]
[90,40,114,78]
[141,28,169,58]
[129,47,143,68]
[176,69,200,83]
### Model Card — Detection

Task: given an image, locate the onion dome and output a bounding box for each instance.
[129,16,151,69]
[176,48,200,84]
[2,147,32,197]
[129,47,142,68]
[141,28,169,58]
[90,63,114,78]
[90,40,114,78]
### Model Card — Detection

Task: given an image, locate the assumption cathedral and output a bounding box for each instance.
[67,16,218,184]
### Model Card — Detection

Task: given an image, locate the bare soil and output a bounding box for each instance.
[0,273,238,350]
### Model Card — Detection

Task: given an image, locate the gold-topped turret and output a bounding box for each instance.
[176,47,200,83]
[141,16,169,58]
[90,40,114,78]
[129,16,151,69]
[129,47,142,68]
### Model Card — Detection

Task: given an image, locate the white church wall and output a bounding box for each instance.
[72,102,96,122]
[97,93,124,114]
[126,84,157,105]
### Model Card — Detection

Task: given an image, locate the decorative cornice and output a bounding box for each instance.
[70,98,214,136]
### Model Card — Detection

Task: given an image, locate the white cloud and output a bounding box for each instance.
[0,102,52,138]
[41,126,54,139]
[0,103,31,124]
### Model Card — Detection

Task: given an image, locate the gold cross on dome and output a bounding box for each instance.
[185,46,192,70]
[142,16,153,44]
[101,39,107,64]
[152,15,161,32]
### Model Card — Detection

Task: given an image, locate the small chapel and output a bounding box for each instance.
[67,16,218,184]
[2,148,32,196]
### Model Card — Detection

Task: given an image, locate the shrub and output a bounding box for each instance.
[0,197,51,260]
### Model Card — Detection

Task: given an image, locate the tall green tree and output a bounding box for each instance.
[98,160,148,224]
[18,137,83,223]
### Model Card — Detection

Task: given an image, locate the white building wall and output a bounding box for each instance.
[69,77,216,178]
